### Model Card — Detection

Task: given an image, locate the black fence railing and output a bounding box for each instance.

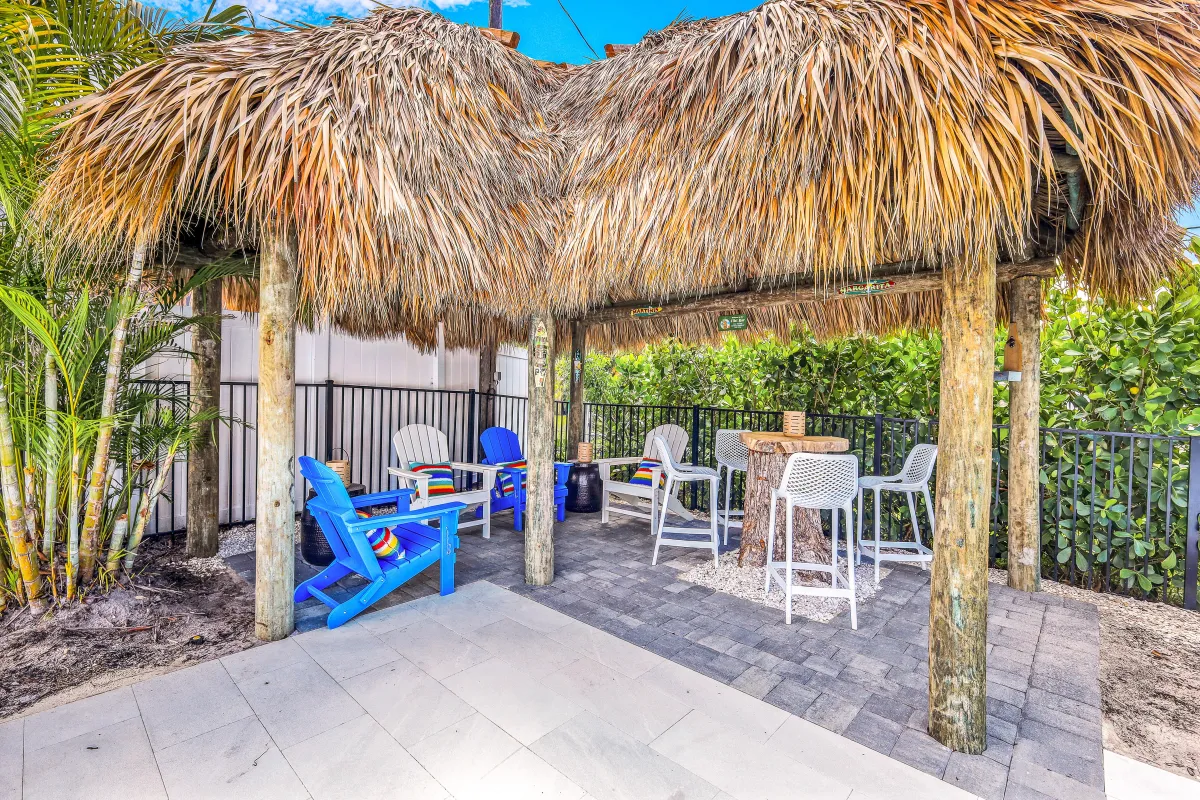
[139,380,1199,610]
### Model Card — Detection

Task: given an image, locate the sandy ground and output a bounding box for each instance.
[0,536,257,719]
[989,568,1200,782]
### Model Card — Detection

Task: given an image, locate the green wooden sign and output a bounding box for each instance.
[631,306,663,318]
[839,279,896,297]
[718,314,749,331]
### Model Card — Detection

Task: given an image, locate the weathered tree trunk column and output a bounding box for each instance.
[567,321,587,460]
[187,277,222,558]
[928,255,996,753]
[479,332,498,432]
[525,312,555,585]
[255,234,297,641]
[1007,276,1042,593]
[738,448,824,567]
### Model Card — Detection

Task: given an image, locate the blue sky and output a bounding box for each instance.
[165,0,759,64]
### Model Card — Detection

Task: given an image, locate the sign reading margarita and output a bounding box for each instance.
[718,314,749,331]
[631,306,663,318]
[839,279,896,297]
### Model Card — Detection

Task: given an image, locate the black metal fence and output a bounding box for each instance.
[142,380,1199,610]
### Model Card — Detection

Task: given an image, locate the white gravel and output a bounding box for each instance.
[181,557,228,577]
[681,559,891,623]
[217,523,258,559]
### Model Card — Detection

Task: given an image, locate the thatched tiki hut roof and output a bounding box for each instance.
[30,0,1200,755]
[554,0,1200,313]
[36,7,574,328]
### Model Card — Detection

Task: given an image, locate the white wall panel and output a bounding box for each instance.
[497,344,528,396]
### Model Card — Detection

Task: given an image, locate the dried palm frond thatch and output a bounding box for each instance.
[34,0,1200,346]
[554,0,1200,308]
[36,7,571,325]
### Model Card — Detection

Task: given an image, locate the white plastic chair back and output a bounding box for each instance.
[715,429,749,472]
[643,424,688,462]
[899,443,938,485]
[779,453,859,510]
[393,424,451,468]
[653,436,685,476]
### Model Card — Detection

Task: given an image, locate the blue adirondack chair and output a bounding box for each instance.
[295,456,465,629]
[478,426,570,531]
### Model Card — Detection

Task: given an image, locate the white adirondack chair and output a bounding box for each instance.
[598,423,694,532]
[389,424,498,538]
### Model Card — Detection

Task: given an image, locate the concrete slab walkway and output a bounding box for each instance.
[223,512,1109,800]
[0,580,972,800]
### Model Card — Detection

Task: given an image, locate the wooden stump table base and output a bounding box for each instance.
[736,433,850,568]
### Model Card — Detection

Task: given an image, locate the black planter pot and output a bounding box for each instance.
[301,482,365,566]
[566,463,603,513]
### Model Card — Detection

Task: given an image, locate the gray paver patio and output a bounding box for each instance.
[224,510,1106,800]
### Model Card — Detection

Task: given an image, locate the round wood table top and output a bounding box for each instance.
[739,431,851,455]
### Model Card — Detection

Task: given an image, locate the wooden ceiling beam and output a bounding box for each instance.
[579,257,1059,326]
[604,44,631,58]
[480,28,520,48]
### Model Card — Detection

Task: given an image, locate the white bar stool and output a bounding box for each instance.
[857,443,938,582]
[764,452,859,629]
[651,436,720,566]
[714,429,749,545]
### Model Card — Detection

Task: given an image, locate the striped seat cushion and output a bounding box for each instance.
[629,458,665,488]
[409,461,455,496]
[496,459,527,496]
[355,510,405,562]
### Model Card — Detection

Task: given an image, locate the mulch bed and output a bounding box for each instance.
[0,536,257,719]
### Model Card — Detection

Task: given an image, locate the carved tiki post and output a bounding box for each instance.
[525,313,556,585]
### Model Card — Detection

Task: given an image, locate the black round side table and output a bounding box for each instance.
[566,463,603,513]
[301,482,365,566]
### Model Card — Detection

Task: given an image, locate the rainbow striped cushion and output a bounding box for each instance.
[409,461,455,496]
[355,510,404,562]
[629,458,665,488]
[496,459,527,496]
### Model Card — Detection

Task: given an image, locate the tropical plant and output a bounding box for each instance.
[0,0,250,611]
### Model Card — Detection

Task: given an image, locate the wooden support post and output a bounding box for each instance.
[479,332,498,432]
[255,234,297,642]
[525,312,555,585]
[1007,277,1042,593]
[567,321,587,460]
[928,256,995,753]
[186,276,222,558]
[488,0,502,31]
